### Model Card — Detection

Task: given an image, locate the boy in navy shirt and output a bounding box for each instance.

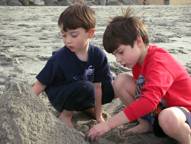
[32,4,114,128]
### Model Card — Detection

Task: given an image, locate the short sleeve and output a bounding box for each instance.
[36,57,57,86]
[93,48,112,82]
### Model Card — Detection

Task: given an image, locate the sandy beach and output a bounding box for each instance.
[0,5,191,144]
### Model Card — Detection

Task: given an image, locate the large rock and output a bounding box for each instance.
[0,0,7,5]
[0,79,89,144]
[0,0,141,5]
[29,0,45,5]
[122,0,140,5]
[19,0,30,5]
[96,0,108,5]
[44,0,57,5]
[7,0,22,5]
[57,0,70,6]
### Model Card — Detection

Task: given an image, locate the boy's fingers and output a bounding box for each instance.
[85,133,95,142]
[85,130,99,142]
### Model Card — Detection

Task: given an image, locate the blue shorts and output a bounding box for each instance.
[153,107,191,137]
[45,80,114,112]
[178,107,191,128]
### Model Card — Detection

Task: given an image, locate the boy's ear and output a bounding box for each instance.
[136,36,144,46]
[87,28,95,38]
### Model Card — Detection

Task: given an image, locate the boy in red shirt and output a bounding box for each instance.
[87,8,191,144]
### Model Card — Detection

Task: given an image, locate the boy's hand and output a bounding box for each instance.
[87,121,111,141]
[32,80,46,96]
[87,111,129,141]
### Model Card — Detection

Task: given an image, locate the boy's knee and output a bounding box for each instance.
[114,73,134,87]
[78,81,94,95]
[158,108,181,132]
[113,73,135,95]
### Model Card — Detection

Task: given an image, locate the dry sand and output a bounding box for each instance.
[0,5,191,144]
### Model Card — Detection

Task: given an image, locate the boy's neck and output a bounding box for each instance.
[138,45,149,65]
[75,41,90,62]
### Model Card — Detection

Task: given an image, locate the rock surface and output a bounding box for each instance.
[0,0,142,6]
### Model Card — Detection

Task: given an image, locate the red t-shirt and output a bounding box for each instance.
[123,45,191,122]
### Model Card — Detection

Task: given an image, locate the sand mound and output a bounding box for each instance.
[0,79,88,144]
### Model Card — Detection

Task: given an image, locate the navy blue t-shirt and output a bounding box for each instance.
[36,44,112,90]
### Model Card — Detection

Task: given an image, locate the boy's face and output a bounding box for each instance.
[60,27,94,53]
[113,41,142,69]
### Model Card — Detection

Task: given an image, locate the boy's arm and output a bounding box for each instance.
[32,80,46,96]
[94,82,104,123]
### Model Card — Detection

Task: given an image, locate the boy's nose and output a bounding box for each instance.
[65,37,71,45]
[116,56,121,63]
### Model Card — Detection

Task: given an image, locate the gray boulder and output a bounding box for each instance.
[0,0,7,5]
[7,0,22,5]
[96,0,108,5]
[121,0,140,5]
[44,0,57,5]
[57,0,70,5]
[30,0,45,5]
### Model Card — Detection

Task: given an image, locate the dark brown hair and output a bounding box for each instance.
[58,4,96,31]
[103,8,149,53]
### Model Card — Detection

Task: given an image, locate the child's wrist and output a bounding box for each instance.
[96,115,105,123]
[105,121,112,131]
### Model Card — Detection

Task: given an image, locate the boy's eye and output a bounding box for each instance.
[59,32,66,38]
[62,34,66,37]
[118,51,123,55]
[70,32,78,38]
[113,49,123,56]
